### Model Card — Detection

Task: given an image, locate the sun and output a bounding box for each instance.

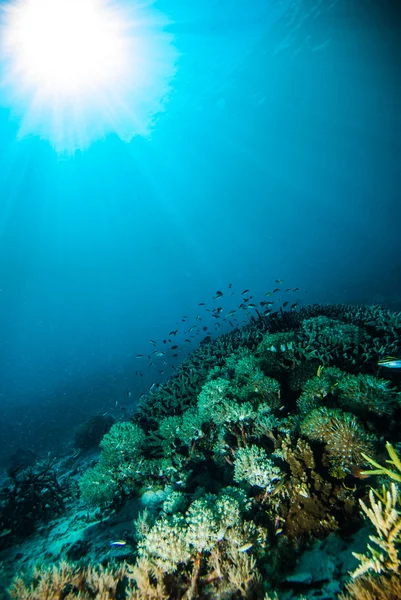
[0,0,178,153]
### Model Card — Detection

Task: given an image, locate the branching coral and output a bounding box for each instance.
[8,561,128,599]
[297,366,342,414]
[336,373,398,416]
[0,462,67,549]
[233,446,282,491]
[341,443,401,599]
[361,442,401,483]
[79,421,147,505]
[351,483,401,578]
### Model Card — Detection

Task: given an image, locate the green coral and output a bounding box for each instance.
[297,366,342,414]
[300,407,375,473]
[79,421,147,504]
[298,316,366,364]
[336,373,397,416]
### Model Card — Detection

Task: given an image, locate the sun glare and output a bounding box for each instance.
[0,0,178,153]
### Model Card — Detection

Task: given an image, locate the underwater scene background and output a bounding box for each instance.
[0,0,400,597]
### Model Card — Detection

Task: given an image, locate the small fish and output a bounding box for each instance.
[127,391,132,397]
[199,302,205,306]
[227,310,236,316]
[290,302,298,310]
[153,351,165,357]
[214,291,223,299]
[273,288,280,293]
[238,543,253,553]
[282,301,289,308]
[293,287,299,292]
[136,354,143,358]
[378,356,401,368]
[241,289,249,295]
[248,303,256,308]
[150,340,156,345]
[110,540,127,547]
[171,345,178,350]
[169,330,178,336]
[265,291,272,296]
[228,283,232,288]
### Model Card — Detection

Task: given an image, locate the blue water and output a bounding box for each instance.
[0,0,400,462]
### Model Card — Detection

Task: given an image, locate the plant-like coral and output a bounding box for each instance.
[351,483,401,578]
[297,366,342,414]
[79,421,147,505]
[300,407,375,474]
[135,487,262,599]
[336,373,397,416]
[298,316,366,365]
[0,462,67,549]
[361,442,401,482]
[233,445,282,490]
[341,443,401,599]
[8,561,128,599]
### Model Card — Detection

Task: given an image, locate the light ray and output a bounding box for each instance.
[0,0,178,153]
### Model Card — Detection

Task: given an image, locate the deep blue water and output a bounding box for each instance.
[0,0,400,463]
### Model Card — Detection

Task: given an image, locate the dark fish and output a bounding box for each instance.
[228,283,232,288]
[290,303,298,310]
[282,301,289,308]
[293,287,299,292]
[150,340,156,346]
[171,345,178,350]
[275,279,283,284]
[241,289,249,295]
[136,354,143,358]
[248,303,256,308]
[203,326,208,331]
[214,291,223,299]
[199,302,205,306]
[273,288,280,293]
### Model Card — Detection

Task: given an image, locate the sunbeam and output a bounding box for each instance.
[0,0,178,153]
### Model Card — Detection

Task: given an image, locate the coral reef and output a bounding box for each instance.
[6,302,401,599]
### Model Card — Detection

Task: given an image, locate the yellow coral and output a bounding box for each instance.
[351,483,401,578]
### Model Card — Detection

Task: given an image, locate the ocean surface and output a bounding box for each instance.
[0,0,400,597]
